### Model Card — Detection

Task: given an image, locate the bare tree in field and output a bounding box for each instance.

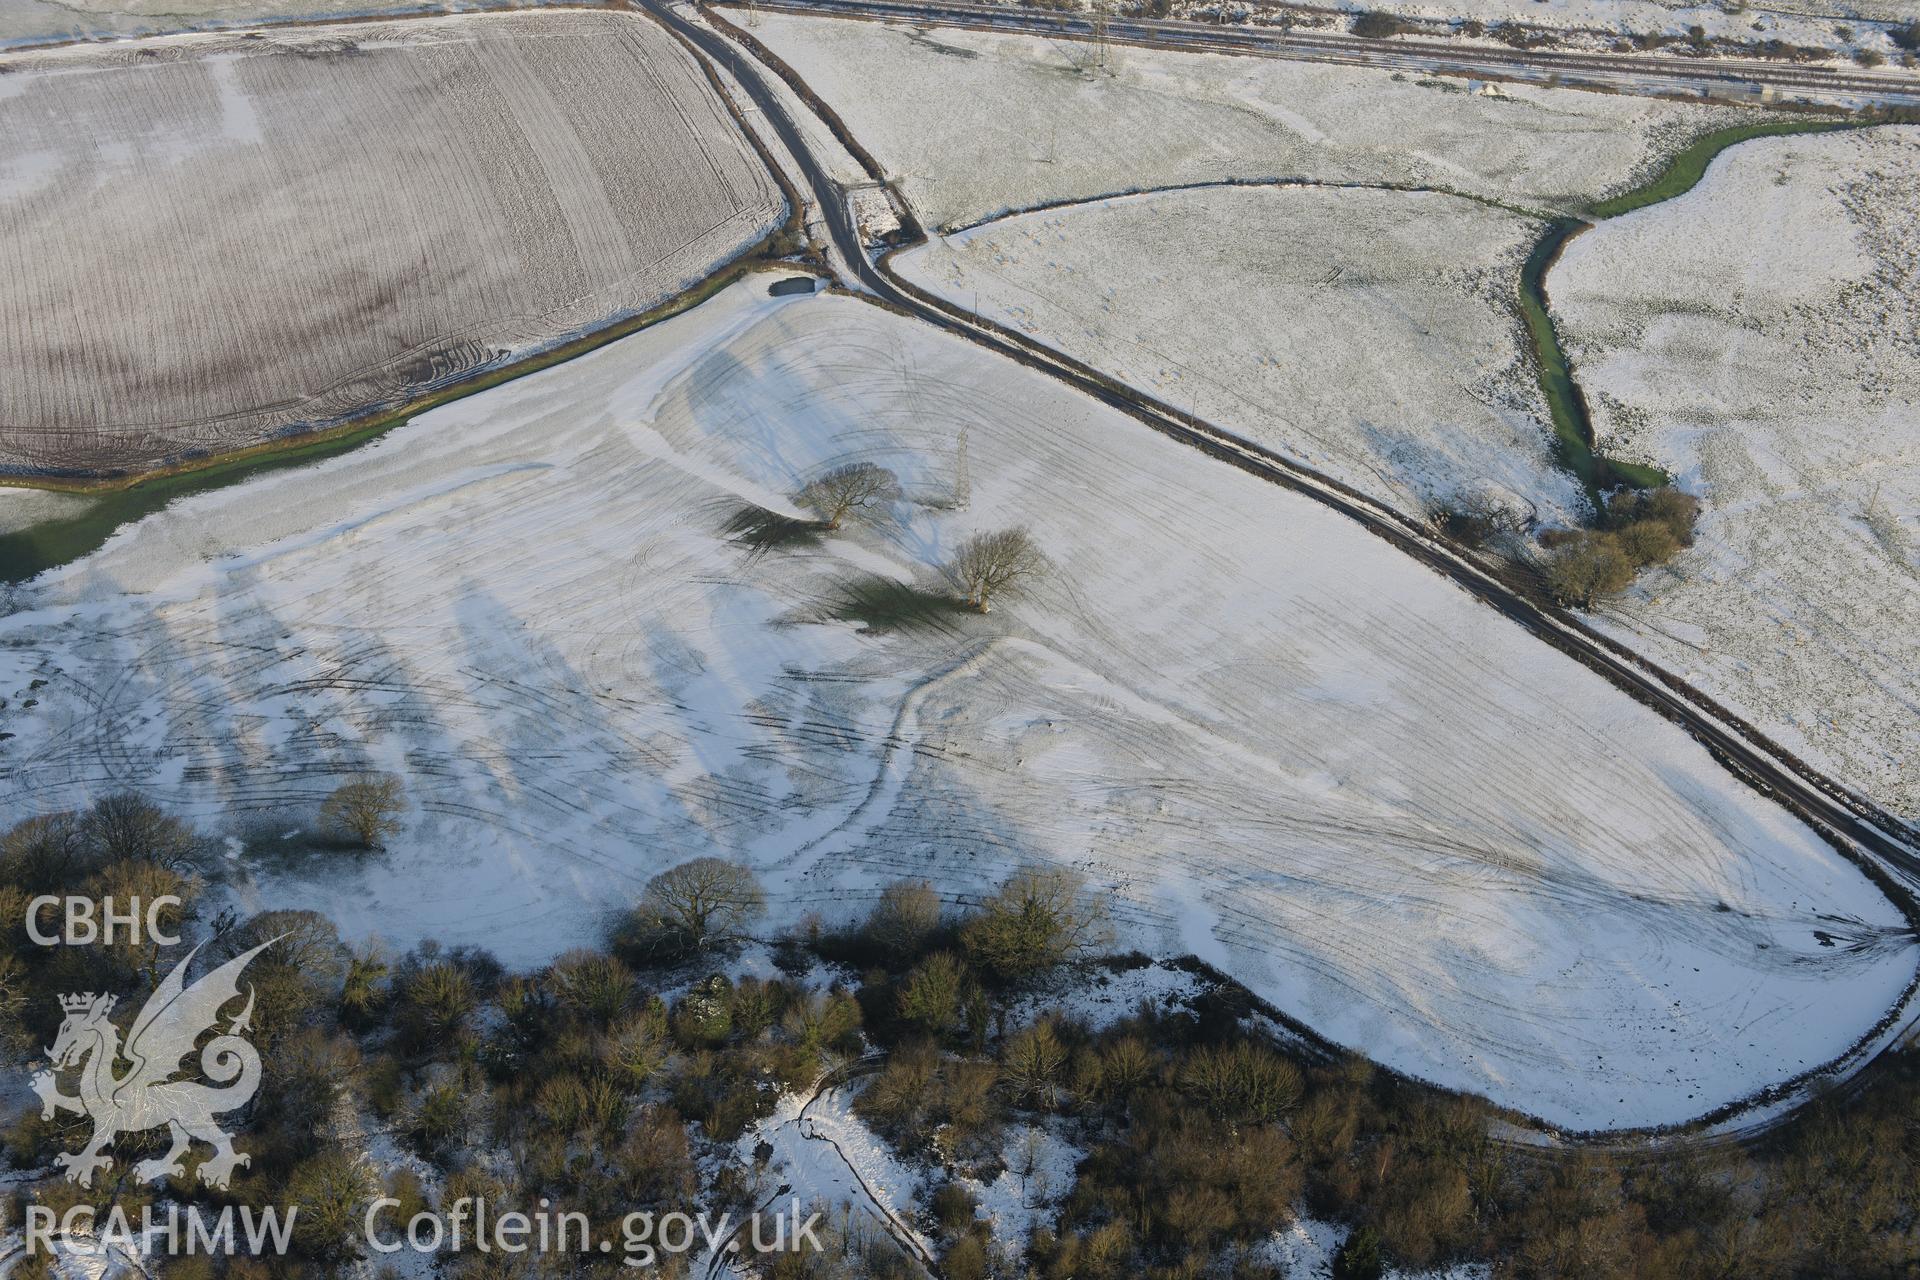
[798,463,901,530]
[863,878,943,959]
[950,528,1044,613]
[321,774,405,850]
[639,857,766,952]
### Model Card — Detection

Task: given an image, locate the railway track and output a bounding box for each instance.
[730,0,1920,106]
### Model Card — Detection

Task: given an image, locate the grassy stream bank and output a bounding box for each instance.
[1520,117,1849,502]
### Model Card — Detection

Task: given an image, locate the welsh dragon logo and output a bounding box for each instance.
[31,939,276,1190]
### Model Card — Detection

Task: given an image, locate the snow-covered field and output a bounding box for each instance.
[894,183,1583,523]
[746,10,1760,230]
[0,489,91,536]
[0,11,782,474]
[0,279,1911,1130]
[1553,125,1920,821]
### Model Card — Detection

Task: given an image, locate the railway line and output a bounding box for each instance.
[733,0,1920,106]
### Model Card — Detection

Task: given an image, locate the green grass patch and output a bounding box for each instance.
[0,253,783,584]
[1513,119,1851,506]
[1586,119,1852,220]
[1518,221,1669,499]
[0,420,398,584]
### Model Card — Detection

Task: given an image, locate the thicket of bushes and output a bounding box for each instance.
[5,804,1919,1279]
[1350,11,1407,38]
[1429,481,1702,608]
[817,866,1920,1280]
[1542,485,1701,608]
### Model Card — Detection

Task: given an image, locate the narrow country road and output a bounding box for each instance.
[645,0,1920,913]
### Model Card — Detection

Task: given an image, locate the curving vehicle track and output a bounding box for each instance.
[646,0,1920,904]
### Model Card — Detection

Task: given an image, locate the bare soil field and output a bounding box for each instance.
[3,281,1910,1130]
[1553,125,1920,820]
[0,10,784,476]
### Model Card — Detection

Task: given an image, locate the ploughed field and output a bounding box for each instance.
[2,281,1911,1131]
[0,10,784,476]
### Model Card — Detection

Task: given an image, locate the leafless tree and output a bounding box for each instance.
[2,812,89,891]
[639,857,766,952]
[1616,520,1681,567]
[1012,1127,1047,1206]
[82,793,200,867]
[0,953,27,1052]
[960,866,1109,982]
[950,528,1045,613]
[798,462,901,530]
[321,774,405,849]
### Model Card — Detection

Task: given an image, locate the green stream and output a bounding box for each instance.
[1518,118,1850,502]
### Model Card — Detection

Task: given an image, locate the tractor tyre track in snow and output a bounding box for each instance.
[658,0,1920,894]
[642,0,1920,1140]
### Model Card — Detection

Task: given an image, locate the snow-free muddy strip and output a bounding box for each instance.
[0,282,1912,1131]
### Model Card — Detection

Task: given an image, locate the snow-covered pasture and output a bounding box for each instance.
[894,183,1585,525]
[0,281,1912,1130]
[745,10,1760,230]
[1553,125,1920,821]
[0,11,783,475]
